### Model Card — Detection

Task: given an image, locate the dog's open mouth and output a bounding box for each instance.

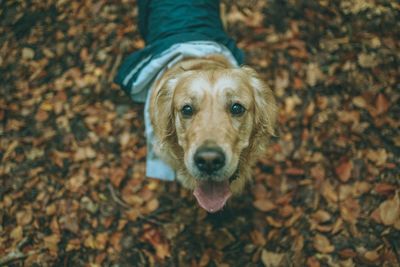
[193,180,232,213]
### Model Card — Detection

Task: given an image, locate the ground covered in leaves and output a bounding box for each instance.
[1,0,399,266]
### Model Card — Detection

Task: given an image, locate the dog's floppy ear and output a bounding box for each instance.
[241,66,277,139]
[150,74,180,146]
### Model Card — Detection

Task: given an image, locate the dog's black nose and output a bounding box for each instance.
[194,146,225,174]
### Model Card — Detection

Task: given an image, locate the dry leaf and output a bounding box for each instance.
[250,230,266,246]
[313,234,335,253]
[352,96,367,108]
[306,63,324,86]
[43,234,61,255]
[10,226,23,241]
[378,192,400,226]
[321,181,338,203]
[253,199,277,212]
[145,198,159,213]
[364,249,380,262]
[311,210,331,223]
[335,161,353,182]
[22,47,35,60]
[95,232,109,250]
[358,53,378,68]
[366,149,388,166]
[375,93,389,115]
[340,198,360,224]
[261,249,285,267]
[16,209,33,226]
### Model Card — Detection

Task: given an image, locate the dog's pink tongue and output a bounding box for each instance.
[193,180,231,213]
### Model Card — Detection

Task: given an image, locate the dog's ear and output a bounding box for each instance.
[150,74,180,146]
[241,66,277,140]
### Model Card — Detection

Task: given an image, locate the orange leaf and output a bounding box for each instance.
[375,93,389,115]
[335,161,353,182]
[253,199,276,212]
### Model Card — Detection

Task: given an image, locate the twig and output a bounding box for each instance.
[107,182,131,209]
[107,183,163,225]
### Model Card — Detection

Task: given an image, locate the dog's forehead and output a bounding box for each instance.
[186,73,246,95]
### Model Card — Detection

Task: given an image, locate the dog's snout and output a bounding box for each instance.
[194,146,225,174]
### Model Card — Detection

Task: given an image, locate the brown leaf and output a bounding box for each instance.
[261,249,285,267]
[364,249,380,262]
[352,96,367,108]
[286,168,305,176]
[145,198,159,214]
[66,172,86,193]
[366,149,388,166]
[35,109,49,122]
[10,226,23,242]
[74,146,96,161]
[306,256,321,267]
[250,230,266,246]
[310,164,325,181]
[66,239,81,252]
[378,192,400,226]
[311,210,331,223]
[43,234,60,256]
[374,183,397,195]
[16,209,33,226]
[142,228,171,260]
[253,199,277,212]
[375,93,389,115]
[110,167,126,188]
[335,160,353,182]
[306,63,324,86]
[321,181,338,203]
[358,53,378,68]
[95,232,109,250]
[340,198,360,224]
[313,234,335,254]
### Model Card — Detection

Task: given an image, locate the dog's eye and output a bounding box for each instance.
[181,105,193,117]
[230,103,245,116]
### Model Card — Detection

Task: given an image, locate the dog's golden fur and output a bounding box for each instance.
[149,55,277,194]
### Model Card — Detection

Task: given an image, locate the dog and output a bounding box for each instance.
[115,0,277,212]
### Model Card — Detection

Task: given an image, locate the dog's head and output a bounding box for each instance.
[150,59,277,212]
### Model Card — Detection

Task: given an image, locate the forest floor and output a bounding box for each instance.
[1,0,399,266]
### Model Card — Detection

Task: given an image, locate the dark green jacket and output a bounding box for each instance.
[114,0,244,97]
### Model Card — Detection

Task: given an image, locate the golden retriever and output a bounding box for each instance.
[149,55,277,212]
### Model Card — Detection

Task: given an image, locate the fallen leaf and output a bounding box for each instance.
[358,53,378,68]
[16,209,33,226]
[311,210,331,223]
[250,230,266,246]
[306,63,324,86]
[10,226,23,241]
[253,199,277,212]
[22,47,35,60]
[378,192,400,226]
[261,249,285,267]
[43,234,60,256]
[364,249,380,262]
[340,198,360,224]
[375,93,389,115]
[335,160,353,182]
[95,232,109,250]
[366,149,388,166]
[321,181,338,203]
[313,234,335,254]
